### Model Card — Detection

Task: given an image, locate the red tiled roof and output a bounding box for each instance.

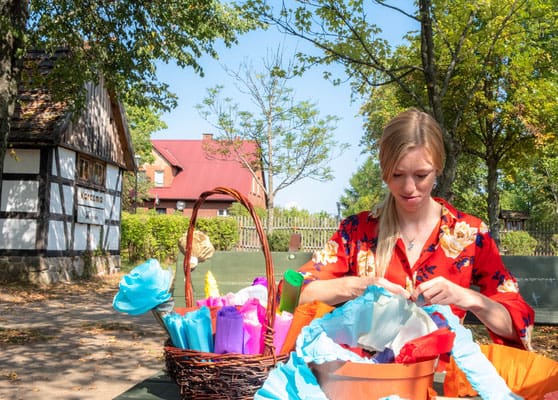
[150,139,260,201]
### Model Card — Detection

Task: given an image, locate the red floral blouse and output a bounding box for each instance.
[297,198,534,350]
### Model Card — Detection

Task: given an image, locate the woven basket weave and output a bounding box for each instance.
[164,187,288,399]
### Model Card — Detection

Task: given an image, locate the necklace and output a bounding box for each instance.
[400,232,417,251]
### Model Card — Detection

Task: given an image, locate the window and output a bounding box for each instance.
[92,162,105,185]
[218,209,229,216]
[78,156,90,181]
[77,155,106,186]
[154,170,164,187]
[156,208,166,214]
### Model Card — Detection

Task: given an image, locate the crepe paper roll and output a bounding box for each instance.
[183,306,214,352]
[278,270,303,314]
[273,311,293,355]
[240,299,266,354]
[214,306,244,354]
[204,270,220,298]
[280,300,335,355]
[162,312,189,349]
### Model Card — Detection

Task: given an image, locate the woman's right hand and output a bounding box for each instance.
[300,276,410,306]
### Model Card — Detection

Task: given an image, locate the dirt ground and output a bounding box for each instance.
[0,275,168,400]
[0,274,557,400]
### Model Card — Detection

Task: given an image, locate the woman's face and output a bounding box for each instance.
[386,147,437,214]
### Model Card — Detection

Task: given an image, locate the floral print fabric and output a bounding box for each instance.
[298,198,534,350]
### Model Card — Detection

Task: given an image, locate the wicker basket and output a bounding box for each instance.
[164,187,288,399]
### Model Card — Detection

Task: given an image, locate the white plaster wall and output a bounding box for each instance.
[0,219,36,249]
[47,220,72,251]
[73,223,88,251]
[53,147,76,179]
[104,193,121,221]
[105,225,120,250]
[89,225,101,250]
[106,164,121,191]
[49,183,74,215]
[1,180,39,212]
[3,149,40,173]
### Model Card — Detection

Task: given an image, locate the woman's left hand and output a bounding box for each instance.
[411,276,475,310]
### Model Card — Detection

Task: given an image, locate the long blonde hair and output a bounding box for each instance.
[374,109,445,277]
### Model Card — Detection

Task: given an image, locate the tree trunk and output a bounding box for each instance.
[486,155,501,246]
[0,0,28,180]
[419,0,459,200]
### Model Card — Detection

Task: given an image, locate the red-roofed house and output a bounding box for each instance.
[141,134,266,216]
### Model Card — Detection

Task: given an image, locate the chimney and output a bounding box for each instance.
[202,133,213,141]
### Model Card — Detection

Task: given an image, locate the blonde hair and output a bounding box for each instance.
[374,109,445,277]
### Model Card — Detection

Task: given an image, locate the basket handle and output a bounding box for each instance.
[183,186,278,356]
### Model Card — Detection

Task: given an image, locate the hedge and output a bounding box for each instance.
[121,212,239,262]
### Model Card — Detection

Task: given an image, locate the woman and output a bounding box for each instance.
[297,108,534,350]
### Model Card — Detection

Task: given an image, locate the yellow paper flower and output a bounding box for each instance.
[204,270,220,298]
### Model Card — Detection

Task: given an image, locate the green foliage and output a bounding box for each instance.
[121,213,240,261]
[24,0,258,113]
[500,231,538,256]
[125,103,166,163]
[266,230,291,252]
[195,217,239,251]
[339,156,386,216]
[227,202,267,219]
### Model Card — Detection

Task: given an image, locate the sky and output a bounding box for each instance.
[152,5,418,216]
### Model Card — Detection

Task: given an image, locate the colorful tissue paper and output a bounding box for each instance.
[112,259,172,315]
[214,306,244,354]
[183,306,214,352]
[424,304,521,399]
[254,352,328,400]
[162,312,188,349]
[240,298,266,354]
[273,311,293,355]
[395,326,455,364]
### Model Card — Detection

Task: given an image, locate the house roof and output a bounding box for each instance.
[9,49,136,171]
[150,139,260,201]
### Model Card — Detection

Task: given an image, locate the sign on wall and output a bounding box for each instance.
[77,187,105,225]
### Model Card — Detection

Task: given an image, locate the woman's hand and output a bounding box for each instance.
[300,276,409,306]
[411,276,517,341]
[411,276,473,309]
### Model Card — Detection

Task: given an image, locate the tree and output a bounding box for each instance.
[120,103,166,212]
[339,156,385,217]
[196,49,348,231]
[241,0,558,241]
[0,0,257,179]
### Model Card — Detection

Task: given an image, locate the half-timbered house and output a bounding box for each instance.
[0,50,135,284]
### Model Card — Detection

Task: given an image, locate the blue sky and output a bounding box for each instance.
[152,5,418,216]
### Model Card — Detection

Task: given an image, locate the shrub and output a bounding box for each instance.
[500,231,538,256]
[267,230,291,252]
[196,217,239,251]
[121,213,240,261]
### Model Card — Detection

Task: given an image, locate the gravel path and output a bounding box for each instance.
[0,277,169,400]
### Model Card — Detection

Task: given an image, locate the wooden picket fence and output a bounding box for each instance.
[234,215,339,252]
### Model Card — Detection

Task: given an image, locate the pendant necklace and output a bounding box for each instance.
[401,233,416,251]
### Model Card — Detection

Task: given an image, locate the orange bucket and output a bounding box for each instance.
[310,358,437,400]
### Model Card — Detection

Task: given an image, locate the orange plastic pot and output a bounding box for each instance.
[310,358,437,400]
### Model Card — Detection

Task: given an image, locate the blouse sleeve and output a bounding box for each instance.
[297,227,352,284]
[472,230,535,350]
